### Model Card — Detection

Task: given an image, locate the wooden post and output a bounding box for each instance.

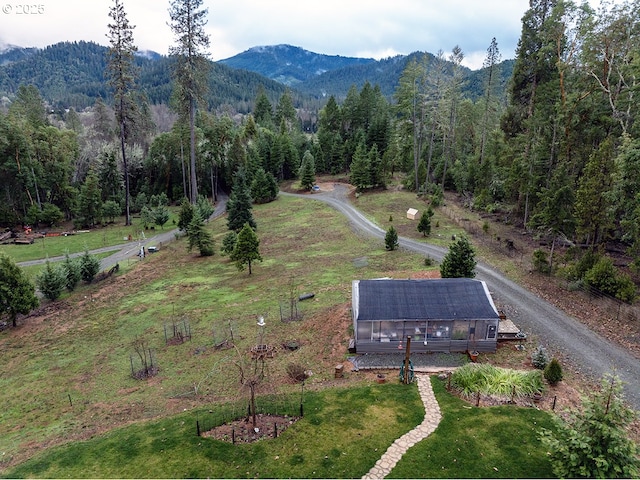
[403,336,412,384]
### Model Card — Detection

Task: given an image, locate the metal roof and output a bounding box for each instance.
[353,278,499,321]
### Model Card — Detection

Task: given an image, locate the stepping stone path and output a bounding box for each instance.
[362,374,442,479]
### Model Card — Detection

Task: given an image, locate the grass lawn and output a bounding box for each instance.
[2,377,557,479]
[0,210,179,264]
[1,187,559,477]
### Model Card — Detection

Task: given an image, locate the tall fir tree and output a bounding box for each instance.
[106,0,138,225]
[231,222,262,274]
[168,0,210,204]
[299,150,316,191]
[226,168,256,232]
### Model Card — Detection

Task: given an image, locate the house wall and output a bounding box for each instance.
[354,318,498,354]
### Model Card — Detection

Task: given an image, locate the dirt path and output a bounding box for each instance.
[284,185,640,410]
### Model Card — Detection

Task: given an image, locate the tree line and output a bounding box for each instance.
[0,0,638,300]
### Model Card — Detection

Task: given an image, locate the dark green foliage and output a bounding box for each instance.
[543,358,563,385]
[177,198,194,232]
[531,345,549,370]
[231,223,262,274]
[540,374,640,479]
[62,252,82,291]
[532,248,551,274]
[384,225,398,251]
[299,150,316,191]
[226,169,256,232]
[75,171,103,228]
[102,200,122,223]
[220,231,237,256]
[417,207,434,236]
[186,212,215,257]
[36,261,67,301]
[40,203,64,227]
[152,205,170,229]
[0,253,39,327]
[584,257,636,302]
[195,195,214,220]
[140,206,153,229]
[79,249,101,283]
[250,168,278,204]
[440,237,476,278]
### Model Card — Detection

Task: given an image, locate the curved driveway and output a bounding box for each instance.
[284,185,640,410]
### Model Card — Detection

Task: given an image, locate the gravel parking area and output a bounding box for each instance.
[348,352,468,371]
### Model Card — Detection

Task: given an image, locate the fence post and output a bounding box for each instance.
[196,420,200,437]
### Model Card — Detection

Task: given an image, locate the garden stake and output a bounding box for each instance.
[552,395,557,410]
[476,391,480,407]
[68,394,73,407]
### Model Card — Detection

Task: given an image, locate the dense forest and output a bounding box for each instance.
[1,0,639,300]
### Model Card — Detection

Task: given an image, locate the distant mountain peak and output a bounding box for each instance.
[219,44,376,87]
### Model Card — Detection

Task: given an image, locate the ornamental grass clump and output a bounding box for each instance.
[451,363,544,399]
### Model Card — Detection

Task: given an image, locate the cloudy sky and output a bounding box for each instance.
[0,0,605,70]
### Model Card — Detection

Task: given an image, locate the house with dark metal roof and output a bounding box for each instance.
[351,278,500,354]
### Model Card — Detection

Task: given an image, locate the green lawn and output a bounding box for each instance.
[2,377,556,479]
[0,210,179,264]
[1,190,558,478]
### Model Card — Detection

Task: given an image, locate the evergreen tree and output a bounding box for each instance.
[79,249,101,283]
[36,260,67,301]
[540,374,640,478]
[106,0,138,225]
[385,225,399,251]
[76,171,103,228]
[177,197,194,231]
[417,207,434,237]
[231,222,262,274]
[349,141,369,190]
[440,236,477,278]
[152,205,170,229]
[62,252,82,291]
[544,357,563,384]
[226,168,256,232]
[220,231,237,255]
[253,86,273,127]
[299,150,316,191]
[195,194,214,220]
[168,0,210,204]
[0,253,39,327]
[250,167,278,204]
[186,211,214,256]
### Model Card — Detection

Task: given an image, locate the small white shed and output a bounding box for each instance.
[406,208,419,220]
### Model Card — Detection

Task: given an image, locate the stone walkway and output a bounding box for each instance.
[362,374,442,479]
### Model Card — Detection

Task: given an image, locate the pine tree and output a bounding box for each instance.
[168,0,210,204]
[186,211,214,256]
[299,150,316,191]
[544,357,563,385]
[540,374,640,478]
[349,142,369,190]
[231,223,262,274]
[0,253,39,327]
[251,167,278,204]
[76,171,103,228]
[36,261,67,301]
[385,225,399,251]
[226,168,256,232]
[106,0,138,225]
[440,236,477,278]
[417,207,434,236]
[62,252,82,291]
[79,249,101,283]
[177,197,194,231]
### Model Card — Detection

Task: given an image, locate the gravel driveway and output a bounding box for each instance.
[284,185,640,410]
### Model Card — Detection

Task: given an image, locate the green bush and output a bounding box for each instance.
[532,249,551,274]
[544,358,563,385]
[79,249,101,283]
[385,225,398,251]
[36,261,67,301]
[584,257,636,302]
[531,345,549,370]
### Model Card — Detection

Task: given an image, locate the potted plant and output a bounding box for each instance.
[468,336,479,362]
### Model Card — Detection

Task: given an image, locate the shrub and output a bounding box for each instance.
[286,363,308,383]
[36,261,67,301]
[531,345,550,370]
[62,252,81,291]
[544,358,563,385]
[423,256,435,267]
[584,257,636,302]
[532,249,551,274]
[79,249,101,283]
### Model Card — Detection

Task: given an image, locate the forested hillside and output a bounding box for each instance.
[0,0,638,301]
[0,41,291,111]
